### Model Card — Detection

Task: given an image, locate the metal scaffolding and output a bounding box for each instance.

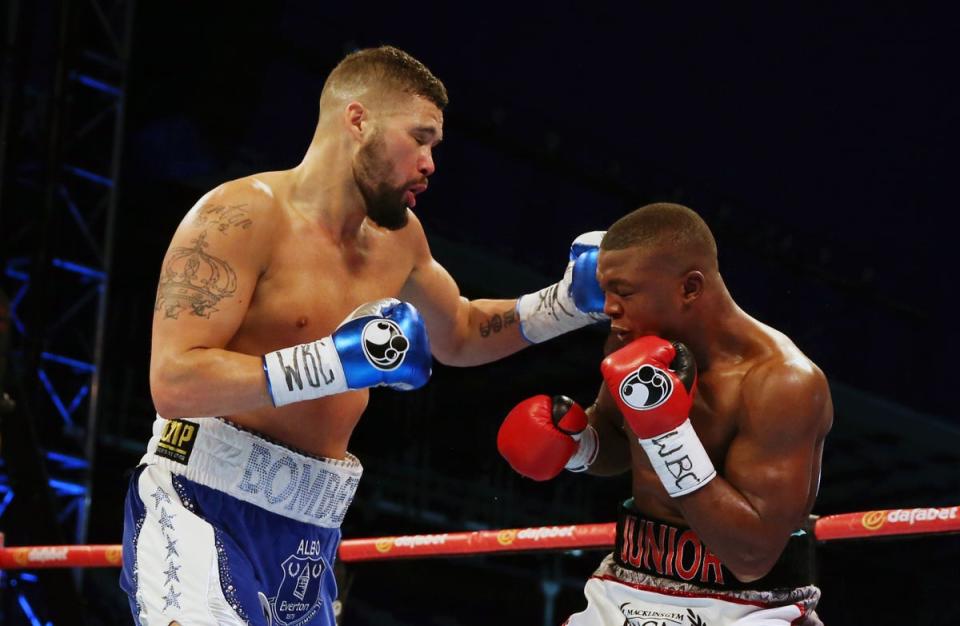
[0,0,135,623]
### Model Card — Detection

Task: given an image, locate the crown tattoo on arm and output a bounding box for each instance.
[155,232,238,320]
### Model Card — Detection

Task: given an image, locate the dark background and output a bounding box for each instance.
[1,2,958,625]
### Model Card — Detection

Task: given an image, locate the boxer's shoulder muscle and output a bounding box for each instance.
[154,178,279,324]
[168,176,281,273]
[185,175,281,238]
[393,208,431,266]
[739,343,831,438]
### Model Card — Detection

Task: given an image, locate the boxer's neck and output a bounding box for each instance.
[289,133,367,243]
[680,276,750,371]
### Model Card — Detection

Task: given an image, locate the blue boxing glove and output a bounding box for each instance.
[570,243,605,314]
[263,298,432,406]
[332,299,431,391]
[516,231,608,343]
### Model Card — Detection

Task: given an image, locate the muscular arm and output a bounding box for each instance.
[675,360,833,581]
[584,383,632,476]
[149,184,274,418]
[399,216,529,366]
[586,332,632,475]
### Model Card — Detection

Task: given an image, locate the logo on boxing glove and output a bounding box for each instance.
[618,365,673,411]
[361,320,409,370]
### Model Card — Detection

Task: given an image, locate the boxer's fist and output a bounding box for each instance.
[333,298,432,391]
[601,337,715,497]
[264,299,432,406]
[600,336,697,439]
[516,231,608,343]
[569,231,606,314]
[497,395,592,481]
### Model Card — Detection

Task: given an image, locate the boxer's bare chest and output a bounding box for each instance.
[223,216,416,458]
[234,221,415,353]
[629,362,750,522]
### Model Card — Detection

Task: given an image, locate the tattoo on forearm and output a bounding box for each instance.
[194,203,252,234]
[479,309,517,338]
[154,232,238,319]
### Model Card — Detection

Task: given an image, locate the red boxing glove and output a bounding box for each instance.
[600,336,696,438]
[601,336,716,497]
[497,395,598,481]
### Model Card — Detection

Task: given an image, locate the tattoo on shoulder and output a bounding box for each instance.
[154,232,238,319]
[194,203,252,234]
[479,309,517,338]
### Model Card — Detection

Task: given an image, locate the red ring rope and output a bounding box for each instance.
[1,505,957,570]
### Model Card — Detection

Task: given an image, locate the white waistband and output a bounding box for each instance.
[140,416,363,528]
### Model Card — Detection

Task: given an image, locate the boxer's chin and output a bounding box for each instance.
[365,193,409,231]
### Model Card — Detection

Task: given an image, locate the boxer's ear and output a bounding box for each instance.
[681,270,704,304]
[344,101,366,139]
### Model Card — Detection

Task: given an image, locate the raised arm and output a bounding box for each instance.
[584,332,633,476]
[674,359,833,581]
[600,337,833,582]
[400,261,527,367]
[400,214,607,366]
[583,382,632,476]
[496,332,631,481]
[149,184,274,418]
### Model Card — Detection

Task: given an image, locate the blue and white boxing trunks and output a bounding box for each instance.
[121,416,363,626]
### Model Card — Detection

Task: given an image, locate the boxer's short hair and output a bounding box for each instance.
[321,45,448,110]
[602,203,718,263]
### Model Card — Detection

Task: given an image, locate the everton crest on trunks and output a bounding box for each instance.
[619,365,673,411]
[270,543,328,626]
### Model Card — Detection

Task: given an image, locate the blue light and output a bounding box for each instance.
[36,368,75,427]
[8,281,29,335]
[45,451,89,470]
[72,72,121,96]
[40,352,96,374]
[50,259,106,281]
[66,385,90,415]
[18,593,44,626]
[0,486,14,518]
[63,165,114,188]
[48,479,86,497]
[4,268,29,281]
[20,573,38,582]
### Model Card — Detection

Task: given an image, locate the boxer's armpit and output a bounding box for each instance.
[193,202,253,234]
[154,231,239,320]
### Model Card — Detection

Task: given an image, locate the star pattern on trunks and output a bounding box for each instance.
[150,486,172,509]
[164,533,180,559]
[158,506,176,531]
[163,561,181,586]
[162,585,182,611]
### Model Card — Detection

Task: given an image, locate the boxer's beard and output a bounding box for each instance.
[353,131,409,231]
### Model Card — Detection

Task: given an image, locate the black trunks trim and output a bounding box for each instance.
[613,499,816,591]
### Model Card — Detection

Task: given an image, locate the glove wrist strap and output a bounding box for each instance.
[565,425,599,473]
[639,419,717,497]
[263,337,348,407]
[516,275,601,344]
